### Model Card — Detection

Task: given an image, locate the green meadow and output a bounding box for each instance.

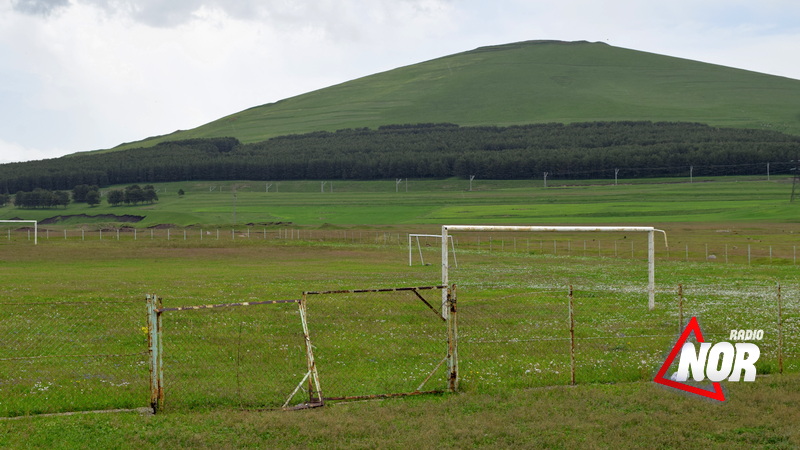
[2,176,798,228]
[1,235,799,447]
[2,176,800,447]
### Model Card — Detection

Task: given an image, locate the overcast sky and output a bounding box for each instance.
[1,0,799,164]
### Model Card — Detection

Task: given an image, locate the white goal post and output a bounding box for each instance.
[440,225,668,316]
[0,220,38,245]
[408,234,457,268]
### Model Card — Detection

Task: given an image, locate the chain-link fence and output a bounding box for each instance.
[678,283,799,375]
[0,300,147,417]
[572,287,676,385]
[456,283,798,394]
[457,289,572,391]
[152,298,315,411]
[3,283,796,417]
[302,286,453,401]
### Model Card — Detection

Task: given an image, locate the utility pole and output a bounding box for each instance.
[614,168,620,186]
[469,175,475,191]
[543,172,549,188]
[396,178,403,193]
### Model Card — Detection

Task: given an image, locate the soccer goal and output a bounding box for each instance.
[0,220,38,245]
[408,234,457,268]
[439,225,668,315]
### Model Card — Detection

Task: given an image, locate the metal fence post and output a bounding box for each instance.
[441,226,450,320]
[648,230,655,310]
[777,282,784,375]
[678,284,684,332]
[147,294,164,413]
[446,285,458,392]
[569,285,576,385]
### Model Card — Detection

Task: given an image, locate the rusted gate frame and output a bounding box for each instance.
[302,285,457,401]
[147,295,323,413]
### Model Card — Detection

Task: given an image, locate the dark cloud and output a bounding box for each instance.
[11,0,70,16]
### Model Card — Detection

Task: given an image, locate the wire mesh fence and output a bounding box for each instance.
[154,298,313,411]
[571,287,676,385]
[2,282,797,417]
[455,283,798,393]
[0,300,147,417]
[457,289,572,391]
[678,283,799,375]
[302,286,453,401]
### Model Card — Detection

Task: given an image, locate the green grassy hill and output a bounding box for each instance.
[113,40,800,150]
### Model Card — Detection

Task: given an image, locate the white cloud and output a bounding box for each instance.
[0,137,68,164]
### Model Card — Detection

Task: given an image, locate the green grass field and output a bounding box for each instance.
[2,176,799,228]
[1,233,799,446]
[2,177,800,447]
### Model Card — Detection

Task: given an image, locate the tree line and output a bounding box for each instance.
[1,122,798,192]
[9,184,157,209]
[106,185,158,206]
[13,189,71,209]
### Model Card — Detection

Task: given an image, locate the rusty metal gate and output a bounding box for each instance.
[302,286,456,401]
[147,295,321,412]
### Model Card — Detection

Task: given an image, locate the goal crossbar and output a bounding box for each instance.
[440,225,668,315]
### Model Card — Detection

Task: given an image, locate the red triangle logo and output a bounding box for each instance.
[653,316,726,402]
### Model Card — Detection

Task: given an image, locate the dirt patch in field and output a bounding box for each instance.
[147,223,178,229]
[39,214,145,224]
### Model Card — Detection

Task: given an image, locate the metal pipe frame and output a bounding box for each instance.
[0,220,38,245]
[441,225,668,313]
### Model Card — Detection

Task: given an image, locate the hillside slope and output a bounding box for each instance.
[113,40,800,150]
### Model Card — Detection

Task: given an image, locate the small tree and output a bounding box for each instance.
[178,189,185,196]
[144,185,158,203]
[124,185,145,205]
[54,191,70,208]
[72,184,98,203]
[107,189,124,206]
[86,190,101,207]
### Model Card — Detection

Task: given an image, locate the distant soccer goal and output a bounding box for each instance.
[408,234,457,268]
[439,225,668,314]
[0,220,38,245]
